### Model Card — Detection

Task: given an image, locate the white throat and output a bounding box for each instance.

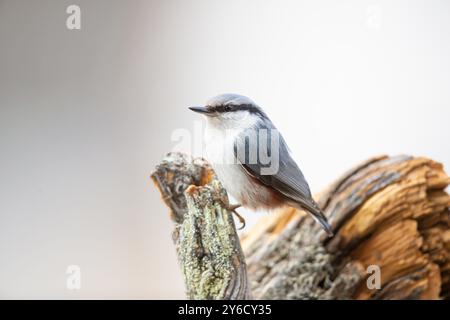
[204,111,259,166]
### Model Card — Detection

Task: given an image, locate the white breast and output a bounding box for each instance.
[204,121,275,210]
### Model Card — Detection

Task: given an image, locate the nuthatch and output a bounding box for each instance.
[189,93,333,236]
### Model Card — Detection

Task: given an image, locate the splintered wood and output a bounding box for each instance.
[241,155,450,299]
[153,153,450,299]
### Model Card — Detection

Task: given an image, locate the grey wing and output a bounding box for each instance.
[234,124,333,236]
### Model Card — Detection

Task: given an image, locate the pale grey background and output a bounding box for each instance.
[0,0,449,299]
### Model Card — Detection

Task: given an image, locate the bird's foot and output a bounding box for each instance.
[225,203,245,230]
[227,203,242,211]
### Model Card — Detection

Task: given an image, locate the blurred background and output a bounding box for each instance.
[0,0,449,299]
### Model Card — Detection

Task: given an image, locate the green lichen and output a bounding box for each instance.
[178,180,242,299]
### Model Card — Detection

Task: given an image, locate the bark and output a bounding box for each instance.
[152,153,450,300]
[151,153,251,299]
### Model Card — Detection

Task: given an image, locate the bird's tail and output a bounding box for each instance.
[299,200,334,237]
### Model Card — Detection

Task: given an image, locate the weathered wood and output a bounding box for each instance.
[152,153,450,299]
[242,155,450,300]
[151,153,251,299]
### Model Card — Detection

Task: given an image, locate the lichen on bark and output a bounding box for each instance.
[151,153,251,299]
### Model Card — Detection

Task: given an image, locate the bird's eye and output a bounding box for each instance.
[224,105,232,112]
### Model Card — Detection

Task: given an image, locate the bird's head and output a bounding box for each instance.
[189,93,267,130]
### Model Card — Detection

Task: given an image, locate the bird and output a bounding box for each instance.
[189,93,333,236]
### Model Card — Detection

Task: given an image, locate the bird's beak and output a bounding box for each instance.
[189,106,213,115]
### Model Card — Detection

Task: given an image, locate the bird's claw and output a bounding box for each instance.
[226,203,245,230]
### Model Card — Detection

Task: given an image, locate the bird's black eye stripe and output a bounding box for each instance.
[213,103,266,117]
[214,105,232,112]
[234,104,257,113]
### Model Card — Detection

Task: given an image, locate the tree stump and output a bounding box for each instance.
[152,153,450,299]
